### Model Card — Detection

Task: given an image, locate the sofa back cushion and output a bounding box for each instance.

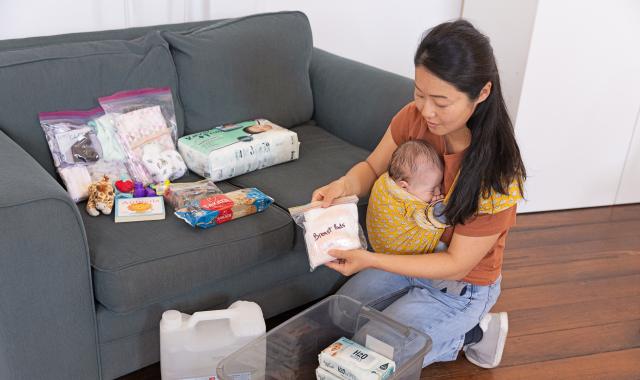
[0,32,182,177]
[163,11,314,134]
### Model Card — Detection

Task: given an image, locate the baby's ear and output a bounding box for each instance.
[397,180,410,190]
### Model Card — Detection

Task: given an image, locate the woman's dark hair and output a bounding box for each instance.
[414,19,526,225]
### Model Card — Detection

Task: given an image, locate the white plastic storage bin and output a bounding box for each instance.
[217,295,431,380]
[160,300,266,380]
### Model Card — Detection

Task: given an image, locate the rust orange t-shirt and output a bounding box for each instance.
[388,102,517,285]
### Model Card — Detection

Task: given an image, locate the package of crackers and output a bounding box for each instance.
[175,187,273,229]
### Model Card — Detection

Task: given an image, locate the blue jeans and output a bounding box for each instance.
[336,269,501,367]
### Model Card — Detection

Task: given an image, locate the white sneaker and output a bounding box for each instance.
[463,312,508,368]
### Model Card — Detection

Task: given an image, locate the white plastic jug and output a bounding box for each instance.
[160,300,266,380]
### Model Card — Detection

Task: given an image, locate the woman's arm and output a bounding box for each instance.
[312,128,397,206]
[326,232,500,280]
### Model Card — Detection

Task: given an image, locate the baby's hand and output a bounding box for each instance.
[430,193,445,203]
[430,186,444,203]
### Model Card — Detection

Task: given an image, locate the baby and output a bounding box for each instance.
[366,140,446,255]
[388,140,444,203]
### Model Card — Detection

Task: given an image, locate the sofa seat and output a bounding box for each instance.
[83,177,295,313]
[228,123,371,209]
[86,123,370,314]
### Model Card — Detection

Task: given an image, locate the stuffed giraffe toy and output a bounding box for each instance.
[86,175,115,216]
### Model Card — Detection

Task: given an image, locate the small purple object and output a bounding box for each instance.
[145,186,157,197]
[133,182,146,198]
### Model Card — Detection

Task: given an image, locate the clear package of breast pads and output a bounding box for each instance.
[289,195,367,271]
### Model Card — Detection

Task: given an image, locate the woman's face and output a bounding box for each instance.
[413,65,487,137]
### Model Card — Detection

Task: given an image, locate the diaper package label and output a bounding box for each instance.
[318,337,395,380]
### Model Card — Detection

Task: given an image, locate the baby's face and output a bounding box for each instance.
[396,163,443,202]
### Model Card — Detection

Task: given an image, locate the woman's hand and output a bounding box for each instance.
[311,177,351,208]
[310,128,398,207]
[325,248,374,276]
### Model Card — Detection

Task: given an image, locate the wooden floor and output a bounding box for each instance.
[122,204,640,380]
[420,204,640,380]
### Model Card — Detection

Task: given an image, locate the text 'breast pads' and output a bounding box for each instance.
[290,196,366,271]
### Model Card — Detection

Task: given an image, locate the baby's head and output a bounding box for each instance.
[388,140,444,202]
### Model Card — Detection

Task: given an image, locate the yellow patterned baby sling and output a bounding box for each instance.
[366,172,522,255]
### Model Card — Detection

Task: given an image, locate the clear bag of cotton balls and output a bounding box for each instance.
[289,195,368,271]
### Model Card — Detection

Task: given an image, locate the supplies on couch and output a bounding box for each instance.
[289,196,367,271]
[178,119,299,181]
[173,187,274,229]
[99,87,186,185]
[39,108,130,202]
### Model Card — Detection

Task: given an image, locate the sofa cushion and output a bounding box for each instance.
[84,177,294,313]
[0,31,183,177]
[96,233,342,344]
[163,11,314,134]
[228,123,371,209]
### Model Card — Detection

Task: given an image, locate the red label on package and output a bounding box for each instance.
[200,195,234,211]
[215,208,234,224]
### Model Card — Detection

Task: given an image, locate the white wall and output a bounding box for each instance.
[0,0,126,38]
[462,0,538,122]
[0,0,461,79]
[254,1,462,79]
[616,106,640,204]
[514,0,640,212]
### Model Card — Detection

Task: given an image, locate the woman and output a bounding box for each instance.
[311,20,526,369]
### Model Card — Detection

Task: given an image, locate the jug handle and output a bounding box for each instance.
[186,309,236,328]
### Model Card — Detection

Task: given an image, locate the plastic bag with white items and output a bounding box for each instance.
[289,196,367,271]
[98,87,179,141]
[39,108,114,202]
[99,88,186,184]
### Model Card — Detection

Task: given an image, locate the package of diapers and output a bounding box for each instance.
[99,88,186,184]
[289,196,367,271]
[177,119,299,181]
[39,108,131,202]
[318,337,396,380]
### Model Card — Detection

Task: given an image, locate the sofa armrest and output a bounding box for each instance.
[0,131,101,379]
[310,48,414,151]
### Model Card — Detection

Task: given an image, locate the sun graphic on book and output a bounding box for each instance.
[127,202,153,213]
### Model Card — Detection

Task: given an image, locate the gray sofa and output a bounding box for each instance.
[0,11,412,379]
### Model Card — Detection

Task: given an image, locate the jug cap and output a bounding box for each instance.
[162,310,182,329]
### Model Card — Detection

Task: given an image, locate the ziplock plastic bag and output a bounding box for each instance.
[289,195,367,271]
[99,88,186,184]
[38,108,129,202]
[99,87,179,141]
[164,179,222,210]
